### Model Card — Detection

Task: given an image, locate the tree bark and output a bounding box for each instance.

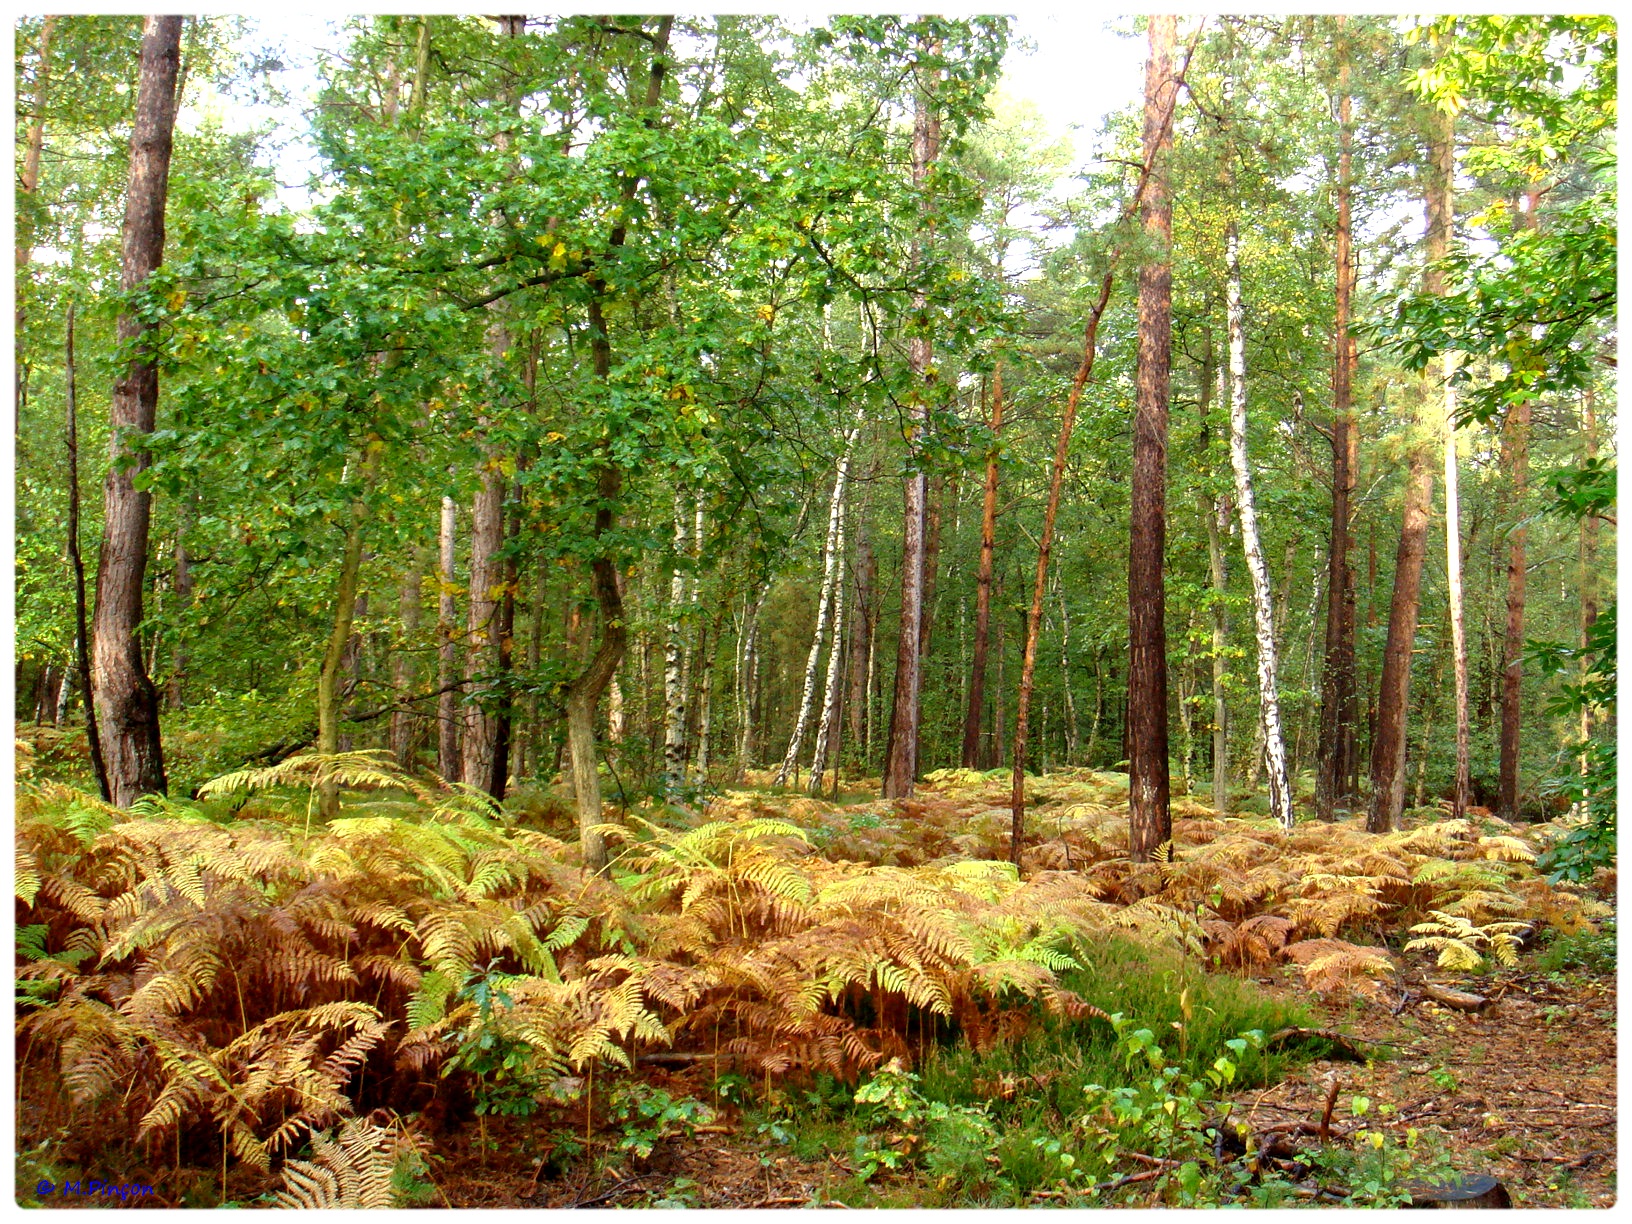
[778,418,859,785]
[1226,220,1294,829]
[91,15,182,807]
[16,15,55,438]
[390,548,425,765]
[1434,112,1471,822]
[1200,350,1230,817]
[1128,13,1177,861]
[962,361,1004,768]
[436,496,462,781]
[663,489,690,790]
[808,496,850,795]
[317,454,376,815]
[461,15,524,796]
[65,304,110,800]
[1316,17,1359,820]
[1366,452,1434,833]
[882,35,941,799]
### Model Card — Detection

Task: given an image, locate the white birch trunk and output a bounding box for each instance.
[808,501,848,795]
[1444,354,1471,819]
[734,592,763,777]
[662,489,688,791]
[1226,222,1295,830]
[775,424,858,786]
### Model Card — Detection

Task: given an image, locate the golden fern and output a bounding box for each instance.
[276,1114,413,1209]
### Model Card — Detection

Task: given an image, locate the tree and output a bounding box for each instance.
[1128,14,1178,861]
[1315,15,1360,821]
[882,31,941,800]
[90,15,183,807]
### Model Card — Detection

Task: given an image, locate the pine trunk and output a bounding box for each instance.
[91,15,182,807]
[1128,13,1176,861]
[1366,452,1435,833]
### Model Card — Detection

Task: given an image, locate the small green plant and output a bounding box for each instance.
[851,1058,996,1183]
[443,960,542,1119]
[1309,1099,1454,1208]
[1427,1066,1459,1092]
[1534,916,1616,976]
[1072,1015,1265,1204]
[608,1084,714,1160]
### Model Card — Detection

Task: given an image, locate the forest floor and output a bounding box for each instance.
[420,958,1616,1209]
[14,748,1616,1209]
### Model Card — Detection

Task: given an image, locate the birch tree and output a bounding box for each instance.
[1224,220,1294,829]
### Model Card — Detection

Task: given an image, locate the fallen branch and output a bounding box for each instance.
[1267,1026,1393,1061]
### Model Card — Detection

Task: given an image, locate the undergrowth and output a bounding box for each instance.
[13,753,1608,1203]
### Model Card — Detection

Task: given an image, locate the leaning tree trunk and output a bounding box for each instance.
[962,360,1004,768]
[91,15,182,807]
[1316,16,1360,821]
[778,419,859,786]
[1127,13,1177,862]
[1225,220,1294,830]
[65,304,110,801]
[317,455,376,816]
[882,36,941,800]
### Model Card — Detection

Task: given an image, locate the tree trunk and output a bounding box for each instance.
[1576,388,1599,773]
[487,495,519,799]
[317,456,376,815]
[962,360,1004,768]
[1226,220,1294,829]
[735,590,764,777]
[391,549,425,765]
[1443,365,1471,821]
[1366,108,1454,835]
[1434,114,1471,822]
[846,520,875,768]
[1198,335,1230,817]
[437,496,462,780]
[1057,583,1079,763]
[883,38,941,800]
[663,489,690,790]
[778,419,859,785]
[91,15,182,807]
[65,304,110,800]
[1128,13,1177,861]
[16,15,55,438]
[808,497,849,795]
[1366,452,1435,833]
[1316,17,1359,820]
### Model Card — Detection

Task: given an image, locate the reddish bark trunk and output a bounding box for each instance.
[1127,14,1177,862]
[1366,451,1435,833]
[91,15,183,807]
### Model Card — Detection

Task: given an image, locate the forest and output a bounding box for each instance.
[13,12,1616,1209]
